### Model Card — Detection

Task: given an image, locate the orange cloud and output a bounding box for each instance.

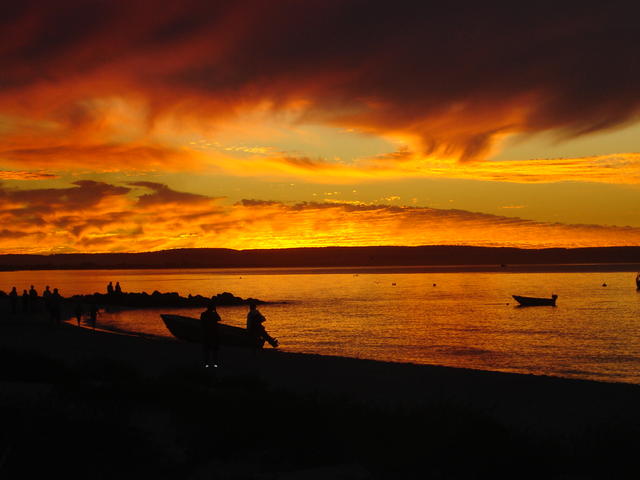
[1,0,640,176]
[359,151,640,184]
[0,138,206,172]
[183,149,640,185]
[0,170,57,180]
[0,181,639,253]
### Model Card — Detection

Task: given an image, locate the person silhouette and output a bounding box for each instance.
[50,288,62,325]
[43,286,52,318]
[246,302,278,351]
[9,287,18,314]
[89,304,98,330]
[200,303,221,368]
[28,285,38,312]
[22,289,29,313]
[107,282,114,296]
[115,282,122,295]
[74,303,83,326]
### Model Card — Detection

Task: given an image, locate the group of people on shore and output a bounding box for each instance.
[200,301,278,368]
[4,285,99,329]
[107,281,123,295]
[7,285,63,323]
[73,303,99,330]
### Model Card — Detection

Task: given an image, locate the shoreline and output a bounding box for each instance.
[4,293,638,387]
[2,313,640,436]
[2,262,640,274]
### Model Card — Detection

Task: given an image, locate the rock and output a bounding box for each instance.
[67,290,267,308]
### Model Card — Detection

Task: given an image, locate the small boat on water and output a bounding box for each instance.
[512,294,558,307]
[160,314,276,348]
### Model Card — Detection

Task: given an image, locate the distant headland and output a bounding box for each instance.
[1,246,639,271]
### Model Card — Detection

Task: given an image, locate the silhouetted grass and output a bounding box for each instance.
[2,348,640,479]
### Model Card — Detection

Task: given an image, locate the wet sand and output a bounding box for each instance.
[2,308,640,438]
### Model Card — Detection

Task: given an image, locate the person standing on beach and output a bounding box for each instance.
[22,289,29,313]
[88,304,98,330]
[74,303,83,326]
[115,282,122,295]
[9,287,18,314]
[201,303,221,368]
[28,285,38,312]
[50,288,62,326]
[107,282,114,296]
[43,286,52,318]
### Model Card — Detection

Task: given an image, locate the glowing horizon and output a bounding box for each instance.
[1,2,640,254]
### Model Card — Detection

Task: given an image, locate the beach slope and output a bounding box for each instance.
[2,318,640,478]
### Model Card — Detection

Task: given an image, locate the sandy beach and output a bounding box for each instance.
[2,305,640,478]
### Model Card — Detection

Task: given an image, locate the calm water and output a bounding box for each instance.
[3,268,640,384]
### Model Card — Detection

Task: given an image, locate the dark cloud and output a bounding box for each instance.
[129,181,218,207]
[1,1,639,163]
[0,228,30,239]
[1,180,130,213]
[237,199,282,207]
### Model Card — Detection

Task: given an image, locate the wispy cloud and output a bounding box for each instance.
[228,150,640,184]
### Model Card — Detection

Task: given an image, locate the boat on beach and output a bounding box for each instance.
[160,314,270,348]
[512,294,558,307]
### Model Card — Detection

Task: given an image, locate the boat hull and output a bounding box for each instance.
[512,295,557,306]
[160,314,264,348]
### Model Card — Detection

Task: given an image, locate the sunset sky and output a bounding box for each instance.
[1,1,640,253]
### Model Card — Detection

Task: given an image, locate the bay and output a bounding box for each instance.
[2,267,639,384]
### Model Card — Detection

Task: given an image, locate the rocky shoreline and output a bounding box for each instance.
[69,290,266,308]
[0,289,266,313]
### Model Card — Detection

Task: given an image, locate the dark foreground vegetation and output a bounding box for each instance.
[2,348,639,479]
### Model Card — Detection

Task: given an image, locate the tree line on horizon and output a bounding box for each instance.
[0,245,639,270]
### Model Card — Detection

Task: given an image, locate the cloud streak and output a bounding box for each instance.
[195,150,640,184]
[0,170,58,180]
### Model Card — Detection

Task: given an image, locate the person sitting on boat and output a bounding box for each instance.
[200,303,221,368]
[246,302,278,349]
